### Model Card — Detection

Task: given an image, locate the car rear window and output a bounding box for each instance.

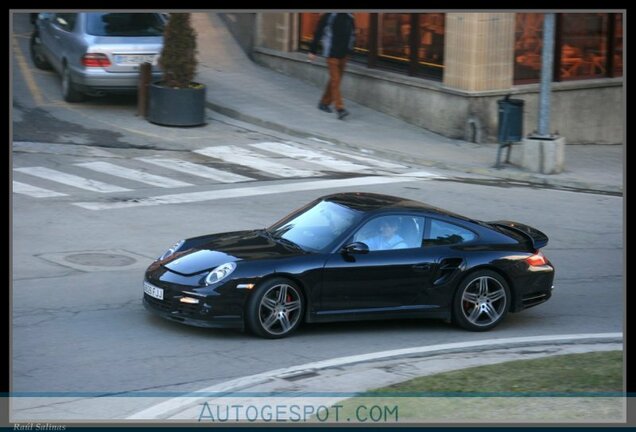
[86,13,164,37]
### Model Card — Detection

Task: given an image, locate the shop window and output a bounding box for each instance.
[299,13,321,51]
[299,13,369,59]
[418,13,444,66]
[417,13,444,79]
[514,12,622,84]
[378,13,411,67]
[513,13,544,84]
[298,12,445,82]
[353,13,370,54]
[612,13,623,77]
[559,13,608,80]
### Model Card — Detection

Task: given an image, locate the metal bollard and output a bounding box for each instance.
[137,62,152,118]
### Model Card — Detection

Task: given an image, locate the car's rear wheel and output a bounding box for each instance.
[246,278,304,339]
[29,32,51,70]
[62,64,84,102]
[453,269,510,331]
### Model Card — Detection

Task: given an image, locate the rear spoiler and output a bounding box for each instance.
[488,220,549,250]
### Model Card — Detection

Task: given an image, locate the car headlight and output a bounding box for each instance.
[205,262,237,285]
[158,239,185,261]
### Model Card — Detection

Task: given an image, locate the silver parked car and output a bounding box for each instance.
[30,12,165,102]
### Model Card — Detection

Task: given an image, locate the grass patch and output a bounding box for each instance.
[328,351,624,423]
[376,350,623,395]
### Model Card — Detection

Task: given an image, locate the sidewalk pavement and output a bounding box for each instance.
[192,13,623,195]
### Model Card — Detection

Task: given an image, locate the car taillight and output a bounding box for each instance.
[526,251,547,266]
[81,53,111,67]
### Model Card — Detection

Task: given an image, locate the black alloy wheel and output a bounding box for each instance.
[453,269,510,331]
[246,278,304,339]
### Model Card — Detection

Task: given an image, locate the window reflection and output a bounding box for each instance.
[560,13,608,80]
[513,12,622,83]
[514,13,543,83]
[613,13,623,76]
[378,13,411,63]
[353,13,369,53]
[299,12,321,51]
[298,12,621,84]
[418,13,444,66]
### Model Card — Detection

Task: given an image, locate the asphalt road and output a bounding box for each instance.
[10,12,623,420]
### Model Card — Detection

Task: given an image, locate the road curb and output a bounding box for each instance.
[127,332,622,420]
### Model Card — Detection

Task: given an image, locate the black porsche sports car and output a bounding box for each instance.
[143,192,554,338]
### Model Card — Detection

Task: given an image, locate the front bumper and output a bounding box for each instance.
[143,295,243,329]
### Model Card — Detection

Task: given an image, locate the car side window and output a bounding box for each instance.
[353,215,425,251]
[424,219,476,246]
[54,13,77,32]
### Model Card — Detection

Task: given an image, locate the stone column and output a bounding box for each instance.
[256,13,293,51]
[444,13,516,91]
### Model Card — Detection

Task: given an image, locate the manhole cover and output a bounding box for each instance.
[38,249,153,272]
[64,252,136,267]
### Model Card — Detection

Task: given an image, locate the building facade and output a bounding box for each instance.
[223,12,623,145]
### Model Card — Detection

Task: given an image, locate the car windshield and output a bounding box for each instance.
[86,13,165,37]
[267,200,362,253]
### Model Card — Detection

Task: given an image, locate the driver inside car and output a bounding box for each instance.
[362,217,408,251]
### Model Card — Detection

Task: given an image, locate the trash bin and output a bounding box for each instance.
[497,96,524,143]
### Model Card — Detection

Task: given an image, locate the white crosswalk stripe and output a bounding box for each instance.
[137,157,253,183]
[250,142,372,173]
[75,161,192,188]
[14,167,131,193]
[13,141,443,207]
[12,181,68,198]
[324,148,408,170]
[195,145,322,178]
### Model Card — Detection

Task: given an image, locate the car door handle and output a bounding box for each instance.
[412,263,432,271]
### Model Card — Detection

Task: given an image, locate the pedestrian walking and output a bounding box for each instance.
[308,13,355,120]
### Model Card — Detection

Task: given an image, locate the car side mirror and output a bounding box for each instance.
[342,242,369,255]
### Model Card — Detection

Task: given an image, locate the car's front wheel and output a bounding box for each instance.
[62,64,84,102]
[453,269,510,331]
[246,278,304,339]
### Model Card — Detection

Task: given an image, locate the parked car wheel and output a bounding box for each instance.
[246,278,304,339]
[29,32,51,70]
[453,269,510,331]
[62,64,84,102]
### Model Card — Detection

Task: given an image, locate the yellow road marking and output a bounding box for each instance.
[12,33,45,106]
[62,104,211,142]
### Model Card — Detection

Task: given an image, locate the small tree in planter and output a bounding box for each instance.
[160,13,197,88]
[148,13,207,126]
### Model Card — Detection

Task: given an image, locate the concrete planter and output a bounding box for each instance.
[148,82,207,127]
[520,136,566,174]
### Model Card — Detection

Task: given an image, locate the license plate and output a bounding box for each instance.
[114,54,156,65]
[144,281,163,300]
